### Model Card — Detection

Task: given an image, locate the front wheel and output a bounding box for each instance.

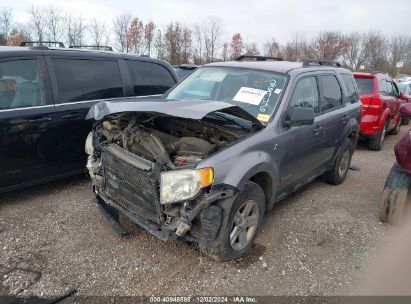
[202,182,265,261]
[388,119,401,135]
[379,164,411,223]
[322,138,353,185]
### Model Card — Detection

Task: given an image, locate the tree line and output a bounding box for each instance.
[1,5,411,76]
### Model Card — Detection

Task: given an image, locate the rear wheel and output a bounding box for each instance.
[202,182,265,261]
[388,119,401,135]
[369,120,388,151]
[322,138,353,185]
[379,164,411,223]
[401,116,410,125]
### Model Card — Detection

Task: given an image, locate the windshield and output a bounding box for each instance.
[165,66,287,123]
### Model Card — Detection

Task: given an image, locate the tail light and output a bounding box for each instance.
[361,97,381,109]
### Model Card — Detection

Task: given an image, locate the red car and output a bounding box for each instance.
[379,103,411,223]
[354,72,402,150]
[397,81,411,125]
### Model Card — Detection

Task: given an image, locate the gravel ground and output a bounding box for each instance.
[0,128,406,299]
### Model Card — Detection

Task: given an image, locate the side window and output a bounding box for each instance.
[379,79,388,95]
[289,77,320,114]
[126,60,176,96]
[0,59,45,109]
[51,59,124,103]
[341,73,359,104]
[386,80,394,96]
[318,75,342,112]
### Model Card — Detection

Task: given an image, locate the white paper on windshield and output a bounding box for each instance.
[232,87,267,105]
[274,88,282,94]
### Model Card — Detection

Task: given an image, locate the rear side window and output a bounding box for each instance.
[52,59,124,103]
[354,77,374,94]
[126,60,175,96]
[341,73,359,103]
[0,59,46,110]
[289,77,320,114]
[318,75,342,112]
[379,79,388,95]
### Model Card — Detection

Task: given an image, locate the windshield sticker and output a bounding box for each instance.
[260,79,277,112]
[274,88,282,94]
[257,113,270,122]
[198,69,227,82]
[233,87,267,105]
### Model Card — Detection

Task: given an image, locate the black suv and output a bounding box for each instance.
[0,45,178,193]
[86,58,361,261]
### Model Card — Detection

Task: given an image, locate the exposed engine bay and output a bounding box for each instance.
[93,112,247,169]
[87,112,251,243]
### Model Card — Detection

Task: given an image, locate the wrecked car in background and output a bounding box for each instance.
[86,57,361,261]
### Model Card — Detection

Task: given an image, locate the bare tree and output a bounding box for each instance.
[192,24,204,64]
[363,31,388,71]
[388,35,410,74]
[221,42,229,61]
[30,6,45,42]
[263,38,280,57]
[0,7,12,42]
[341,32,367,70]
[144,21,156,56]
[154,29,165,60]
[88,18,109,47]
[65,14,87,46]
[113,13,132,52]
[310,31,348,60]
[202,17,223,62]
[244,42,260,56]
[45,6,64,42]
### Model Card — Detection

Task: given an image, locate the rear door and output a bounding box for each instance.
[0,56,58,191]
[46,57,125,174]
[317,73,349,161]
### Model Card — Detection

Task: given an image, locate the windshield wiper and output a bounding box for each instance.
[205,112,251,132]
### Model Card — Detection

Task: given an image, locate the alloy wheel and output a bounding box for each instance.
[230,200,259,251]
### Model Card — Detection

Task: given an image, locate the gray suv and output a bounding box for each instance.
[86,58,361,261]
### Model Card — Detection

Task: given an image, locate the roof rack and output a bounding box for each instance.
[236,55,283,62]
[69,45,113,51]
[302,59,342,68]
[20,41,65,48]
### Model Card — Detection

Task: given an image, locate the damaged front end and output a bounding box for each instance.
[86,100,260,246]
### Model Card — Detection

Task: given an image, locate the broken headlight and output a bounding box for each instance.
[160,168,213,204]
[85,132,94,156]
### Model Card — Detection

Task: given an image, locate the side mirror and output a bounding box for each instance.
[284,107,315,127]
[400,103,411,117]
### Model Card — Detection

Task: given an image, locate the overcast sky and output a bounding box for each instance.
[4,0,411,45]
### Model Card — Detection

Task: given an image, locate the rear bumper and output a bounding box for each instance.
[359,114,382,136]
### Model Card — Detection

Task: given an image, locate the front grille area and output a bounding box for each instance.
[102,147,164,224]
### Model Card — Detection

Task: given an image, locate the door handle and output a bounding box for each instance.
[313,125,323,135]
[27,117,52,123]
[61,114,83,120]
[342,115,349,123]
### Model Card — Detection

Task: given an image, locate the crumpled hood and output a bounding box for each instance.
[86,99,263,126]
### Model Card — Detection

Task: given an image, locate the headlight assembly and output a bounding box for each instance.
[160,168,213,204]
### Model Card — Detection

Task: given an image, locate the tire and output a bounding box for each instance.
[368,120,388,151]
[401,116,410,126]
[202,182,265,261]
[388,119,401,135]
[379,164,411,223]
[322,138,353,185]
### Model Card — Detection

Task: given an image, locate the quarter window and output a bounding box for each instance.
[318,75,342,112]
[289,77,320,114]
[0,59,45,109]
[126,60,175,96]
[51,59,124,103]
[341,73,359,104]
